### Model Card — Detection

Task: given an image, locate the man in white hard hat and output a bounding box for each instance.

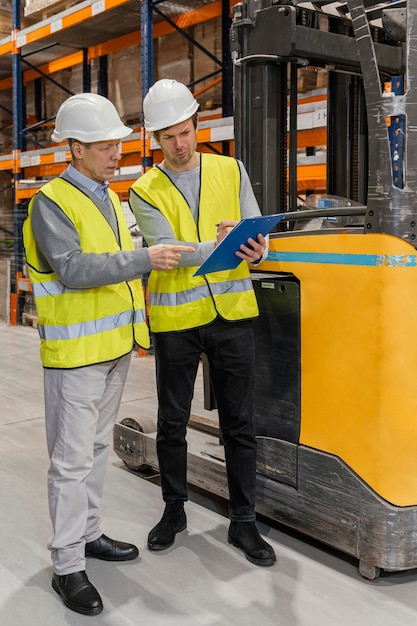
[130,79,276,567]
[23,92,194,616]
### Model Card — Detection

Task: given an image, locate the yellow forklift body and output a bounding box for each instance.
[261,231,417,506]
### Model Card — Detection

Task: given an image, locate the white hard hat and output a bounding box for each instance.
[51,93,133,143]
[143,79,200,132]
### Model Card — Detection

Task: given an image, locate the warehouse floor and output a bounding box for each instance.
[1,322,417,625]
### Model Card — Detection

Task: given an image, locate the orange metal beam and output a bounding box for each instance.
[0,76,12,90]
[0,39,12,56]
[118,154,141,168]
[108,180,133,196]
[194,77,222,98]
[297,93,327,105]
[9,293,18,325]
[296,163,326,191]
[16,163,67,179]
[22,51,84,85]
[296,128,327,149]
[0,158,14,171]
[15,188,39,200]
[120,138,143,154]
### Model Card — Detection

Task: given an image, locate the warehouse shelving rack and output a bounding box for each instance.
[0,0,329,321]
[0,0,237,320]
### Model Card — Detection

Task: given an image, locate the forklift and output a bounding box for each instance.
[114,0,417,580]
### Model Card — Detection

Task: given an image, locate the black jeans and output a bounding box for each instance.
[154,317,257,522]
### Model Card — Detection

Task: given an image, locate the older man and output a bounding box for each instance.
[23,92,193,616]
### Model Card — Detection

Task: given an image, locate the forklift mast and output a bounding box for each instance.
[231,0,412,240]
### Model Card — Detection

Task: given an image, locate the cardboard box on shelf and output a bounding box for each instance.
[316,68,328,90]
[297,67,321,93]
[193,18,222,111]
[108,45,142,128]
[155,29,192,87]
[0,5,11,37]
[0,1,38,36]
[0,259,12,323]
[24,0,80,19]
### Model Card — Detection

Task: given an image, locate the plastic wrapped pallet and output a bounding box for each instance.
[24,0,80,18]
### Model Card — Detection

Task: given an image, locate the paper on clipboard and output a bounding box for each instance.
[193,213,286,276]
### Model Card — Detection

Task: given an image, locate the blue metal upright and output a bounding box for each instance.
[12,0,25,321]
[141,0,153,172]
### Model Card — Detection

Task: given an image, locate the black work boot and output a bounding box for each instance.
[228,521,276,566]
[52,570,103,615]
[147,501,187,551]
[85,534,139,561]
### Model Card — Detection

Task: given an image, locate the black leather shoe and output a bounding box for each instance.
[85,534,139,561]
[228,521,276,566]
[148,502,187,551]
[52,570,103,616]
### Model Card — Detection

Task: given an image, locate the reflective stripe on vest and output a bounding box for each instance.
[32,281,77,297]
[149,277,253,307]
[38,308,146,341]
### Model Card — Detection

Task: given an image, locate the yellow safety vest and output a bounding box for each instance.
[131,153,259,333]
[23,177,150,368]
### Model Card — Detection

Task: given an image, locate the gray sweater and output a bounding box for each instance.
[129,158,265,268]
[30,167,153,289]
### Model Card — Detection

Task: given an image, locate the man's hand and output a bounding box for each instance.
[235,233,267,264]
[148,244,195,270]
[215,220,237,247]
[215,221,267,264]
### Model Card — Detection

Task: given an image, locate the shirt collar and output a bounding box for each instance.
[67,164,107,199]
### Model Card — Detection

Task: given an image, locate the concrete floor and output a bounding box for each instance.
[1,322,417,625]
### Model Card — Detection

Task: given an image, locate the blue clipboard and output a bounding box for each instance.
[193,213,286,276]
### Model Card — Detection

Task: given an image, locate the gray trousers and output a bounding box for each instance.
[44,352,131,575]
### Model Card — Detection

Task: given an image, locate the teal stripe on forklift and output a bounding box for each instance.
[266,251,417,267]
